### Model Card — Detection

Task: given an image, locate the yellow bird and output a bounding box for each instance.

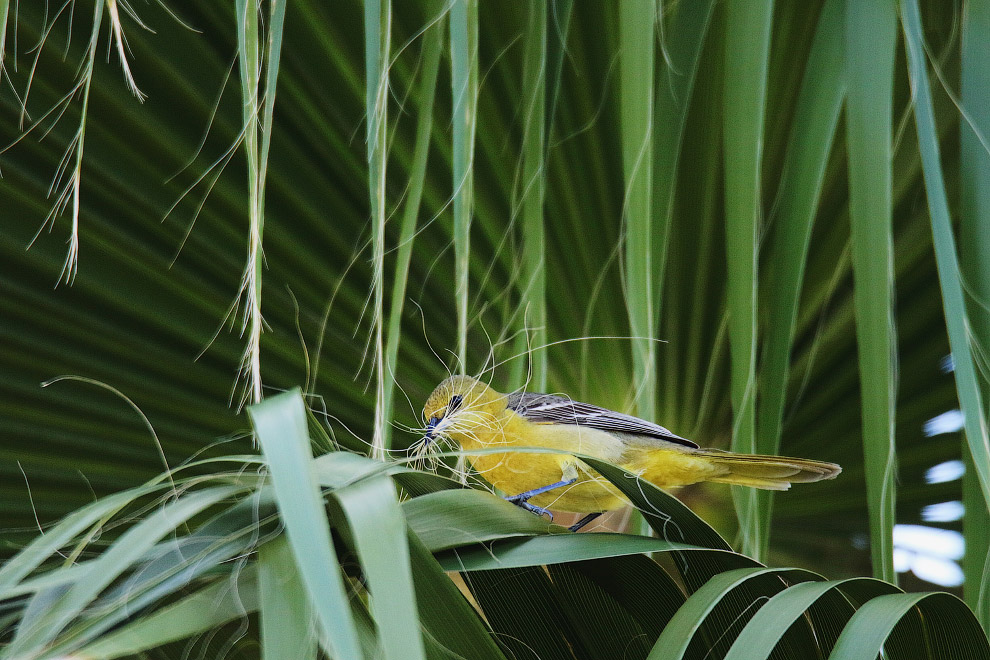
[420,375,841,530]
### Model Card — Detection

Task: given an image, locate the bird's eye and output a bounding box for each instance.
[447,394,463,415]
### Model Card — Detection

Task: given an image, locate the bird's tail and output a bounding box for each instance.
[693,449,841,491]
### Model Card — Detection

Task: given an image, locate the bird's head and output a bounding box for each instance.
[420,375,506,447]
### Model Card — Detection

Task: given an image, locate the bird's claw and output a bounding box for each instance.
[505,479,574,522]
[505,493,554,520]
[517,501,553,521]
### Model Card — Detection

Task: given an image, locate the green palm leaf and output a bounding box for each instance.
[2,0,989,656]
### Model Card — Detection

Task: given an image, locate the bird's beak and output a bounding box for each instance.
[422,417,441,445]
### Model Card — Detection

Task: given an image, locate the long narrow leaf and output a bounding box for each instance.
[465,566,582,660]
[646,567,818,660]
[365,0,391,458]
[722,0,773,560]
[259,537,318,660]
[0,0,8,67]
[47,494,277,654]
[330,475,426,660]
[382,17,443,446]
[437,533,704,572]
[578,456,731,551]
[901,0,990,581]
[403,488,560,550]
[248,390,363,659]
[449,0,478,371]
[960,0,990,628]
[515,0,548,392]
[846,0,899,583]
[234,0,264,405]
[567,555,686,639]
[755,0,845,559]
[73,566,259,659]
[651,0,716,320]
[828,592,990,659]
[6,485,242,658]
[546,562,655,659]
[620,0,657,423]
[0,486,152,594]
[723,577,896,660]
[406,532,509,660]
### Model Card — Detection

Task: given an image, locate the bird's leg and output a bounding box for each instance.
[568,512,603,532]
[505,479,577,521]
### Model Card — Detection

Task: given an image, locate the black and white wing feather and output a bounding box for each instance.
[506,392,698,449]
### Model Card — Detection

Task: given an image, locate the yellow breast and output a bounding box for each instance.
[448,411,629,513]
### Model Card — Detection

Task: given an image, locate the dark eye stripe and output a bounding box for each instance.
[447,394,463,414]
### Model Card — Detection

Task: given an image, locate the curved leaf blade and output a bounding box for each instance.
[248,389,363,660]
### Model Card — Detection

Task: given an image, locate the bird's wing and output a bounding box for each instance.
[506,392,698,449]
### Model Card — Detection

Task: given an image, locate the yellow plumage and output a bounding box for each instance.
[420,376,840,515]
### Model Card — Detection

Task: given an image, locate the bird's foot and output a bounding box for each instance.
[504,478,576,522]
[515,500,554,521]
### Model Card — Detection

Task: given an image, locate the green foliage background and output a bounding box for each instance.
[2,0,989,644]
